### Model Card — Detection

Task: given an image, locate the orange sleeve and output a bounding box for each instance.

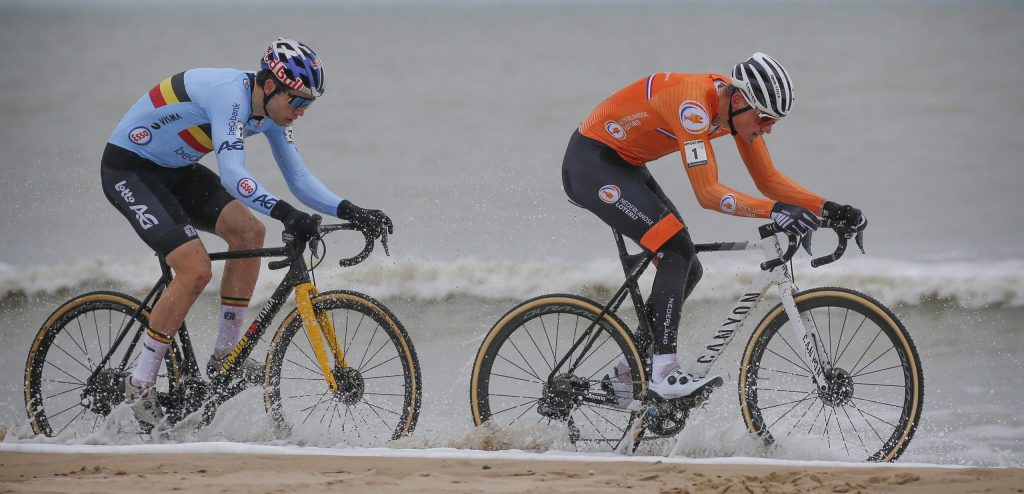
[648,78,776,219]
[736,136,825,215]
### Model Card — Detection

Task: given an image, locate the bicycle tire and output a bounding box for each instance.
[24,291,182,437]
[264,290,421,446]
[470,294,646,451]
[738,287,924,462]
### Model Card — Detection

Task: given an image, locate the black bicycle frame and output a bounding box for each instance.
[85,242,310,392]
[546,230,655,383]
[545,228,771,384]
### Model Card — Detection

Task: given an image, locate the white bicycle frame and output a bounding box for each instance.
[685,233,832,393]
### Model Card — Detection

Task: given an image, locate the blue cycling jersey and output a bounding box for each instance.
[108,68,342,217]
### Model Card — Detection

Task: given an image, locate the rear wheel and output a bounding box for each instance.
[738,287,923,462]
[470,294,646,451]
[265,290,421,447]
[24,291,182,437]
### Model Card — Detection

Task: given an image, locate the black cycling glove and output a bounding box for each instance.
[271,201,319,238]
[822,201,868,237]
[337,200,394,239]
[771,202,820,236]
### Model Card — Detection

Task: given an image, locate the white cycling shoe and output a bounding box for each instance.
[648,368,723,401]
[124,377,166,431]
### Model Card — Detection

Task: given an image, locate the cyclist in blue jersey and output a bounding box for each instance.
[101,38,393,429]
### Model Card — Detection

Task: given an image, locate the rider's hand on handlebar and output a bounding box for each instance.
[771,202,818,254]
[337,200,394,239]
[823,201,868,237]
[281,209,320,238]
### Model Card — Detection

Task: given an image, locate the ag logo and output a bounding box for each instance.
[237,178,257,198]
[679,101,710,134]
[129,126,152,145]
[218,139,245,154]
[129,204,159,230]
[599,185,621,204]
[720,194,737,214]
[604,121,626,140]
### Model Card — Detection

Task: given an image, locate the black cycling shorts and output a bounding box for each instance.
[561,130,691,254]
[100,143,234,256]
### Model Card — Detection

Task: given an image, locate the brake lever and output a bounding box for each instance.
[855,230,866,254]
[800,231,813,255]
[309,237,320,259]
[381,231,391,256]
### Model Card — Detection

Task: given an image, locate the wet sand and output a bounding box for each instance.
[2,452,1022,494]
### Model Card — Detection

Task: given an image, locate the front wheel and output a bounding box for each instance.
[470,294,646,451]
[265,290,421,447]
[738,287,924,462]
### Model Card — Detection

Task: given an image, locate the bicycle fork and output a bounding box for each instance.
[778,284,833,394]
[294,283,347,392]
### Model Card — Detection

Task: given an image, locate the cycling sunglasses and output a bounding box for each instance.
[735,105,779,126]
[274,81,316,110]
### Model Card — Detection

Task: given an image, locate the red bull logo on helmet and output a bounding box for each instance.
[263,49,306,91]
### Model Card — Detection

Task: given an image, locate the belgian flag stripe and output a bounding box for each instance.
[148,72,190,108]
[178,126,213,153]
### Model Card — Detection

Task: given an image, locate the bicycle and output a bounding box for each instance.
[24,218,422,446]
[469,221,923,462]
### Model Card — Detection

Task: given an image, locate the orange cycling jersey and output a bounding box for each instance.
[579,73,823,219]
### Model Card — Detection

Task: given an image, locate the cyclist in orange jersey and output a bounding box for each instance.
[562,53,867,401]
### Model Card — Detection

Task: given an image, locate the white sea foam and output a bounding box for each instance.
[2,255,1023,309]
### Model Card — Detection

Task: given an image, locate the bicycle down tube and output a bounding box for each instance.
[686,231,832,393]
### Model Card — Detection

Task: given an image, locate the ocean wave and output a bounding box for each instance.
[2,255,1023,309]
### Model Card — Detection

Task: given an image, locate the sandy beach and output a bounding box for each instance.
[2,451,1022,494]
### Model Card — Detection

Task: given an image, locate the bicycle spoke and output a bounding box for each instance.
[850,401,889,443]
[758,365,812,379]
[51,341,94,375]
[361,354,399,375]
[361,373,407,381]
[357,335,392,373]
[69,318,90,360]
[362,391,407,398]
[850,395,904,410]
[47,401,86,421]
[489,392,542,400]
[764,346,812,377]
[95,311,106,366]
[522,319,554,374]
[839,405,869,455]
[775,329,813,376]
[851,346,895,379]
[570,333,615,376]
[539,315,558,364]
[54,406,91,437]
[490,398,540,421]
[489,372,544,386]
[853,381,905,389]
[852,364,904,379]
[284,356,321,377]
[298,391,332,426]
[43,385,85,401]
[765,391,817,434]
[834,314,868,364]
[42,358,87,387]
[500,341,543,382]
[355,322,379,370]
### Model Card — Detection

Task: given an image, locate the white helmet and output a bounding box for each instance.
[731,52,794,119]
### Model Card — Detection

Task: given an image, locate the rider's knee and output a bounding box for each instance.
[167,248,213,293]
[177,262,213,294]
